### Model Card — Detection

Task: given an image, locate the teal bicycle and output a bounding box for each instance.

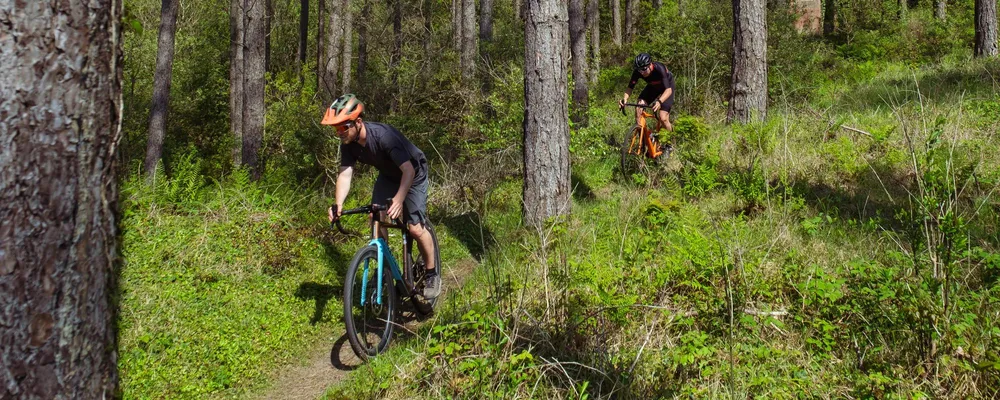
[334,202,441,359]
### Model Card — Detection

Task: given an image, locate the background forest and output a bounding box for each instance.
[115,0,1000,397]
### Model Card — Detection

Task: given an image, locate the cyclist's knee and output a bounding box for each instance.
[407,223,425,238]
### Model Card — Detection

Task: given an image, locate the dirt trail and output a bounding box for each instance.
[256,258,478,400]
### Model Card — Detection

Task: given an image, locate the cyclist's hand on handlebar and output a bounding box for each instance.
[618,98,626,108]
[387,195,405,221]
[651,100,661,113]
[328,204,342,223]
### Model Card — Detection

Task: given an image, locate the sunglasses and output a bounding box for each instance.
[335,121,355,133]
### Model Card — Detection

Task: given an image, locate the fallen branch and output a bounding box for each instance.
[841,125,873,137]
[743,308,788,317]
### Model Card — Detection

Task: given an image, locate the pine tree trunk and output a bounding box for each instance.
[453,0,463,50]
[588,0,601,86]
[358,0,370,87]
[728,0,768,123]
[231,0,245,166]
[975,0,998,57]
[612,0,622,46]
[392,0,402,111]
[654,0,663,8]
[317,0,324,91]
[935,0,945,20]
[0,1,122,398]
[569,0,590,125]
[824,0,835,35]
[462,0,478,83]
[299,0,309,82]
[341,0,353,92]
[524,0,571,226]
[145,0,180,182]
[481,0,494,42]
[322,0,342,102]
[243,0,267,179]
[625,0,636,43]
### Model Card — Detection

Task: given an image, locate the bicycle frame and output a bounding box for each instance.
[337,205,420,306]
[623,104,667,159]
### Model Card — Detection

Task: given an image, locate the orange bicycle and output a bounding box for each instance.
[619,102,670,176]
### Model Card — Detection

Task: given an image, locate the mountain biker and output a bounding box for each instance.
[322,94,440,299]
[618,52,675,145]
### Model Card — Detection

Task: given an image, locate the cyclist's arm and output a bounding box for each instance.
[334,165,353,216]
[393,162,415,204]
[657,88,672,106]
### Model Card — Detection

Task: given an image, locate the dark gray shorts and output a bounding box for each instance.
[371,172,429,226]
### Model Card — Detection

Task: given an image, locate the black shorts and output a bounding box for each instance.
[371,172,429,226]
[638,86,673,113]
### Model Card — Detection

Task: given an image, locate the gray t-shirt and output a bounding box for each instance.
[340,122,427,182]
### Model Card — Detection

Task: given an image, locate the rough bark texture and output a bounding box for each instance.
[341,0,353,93]
[612,0,622,46]
[569,0,590,125]
[975,0,998,57]
[935,0,945,20]
[625,0,636,43]
[243,0,267,179]
[145,0,181,181]
[823,0,835,35]
[453,0,463,51]
[299,0,309,81]
[358,0,370,86]
[728,0,768,123]
[462,0,478,83]
[524,0,571,227]
[231,0,245,166]
[322,0,343,102]
[588,0,601,85]
[481,0,494,42]
[0,1,123,398]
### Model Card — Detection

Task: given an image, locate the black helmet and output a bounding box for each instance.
[633,53,652,71]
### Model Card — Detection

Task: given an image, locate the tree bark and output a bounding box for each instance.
[824,0,835,35]
[0,1,122,398]
[935,0,945,20]
[481,0,494,43]
[612,0,622,47]
[299,0,309,82]
[588,0,601,86]
[569,0,590,125]
[453,0,463,51]
[523,0,571,226]
[317,0,324,91]
[975,0,998,57]
[341,0,353,93]
[265,0,273,73]
[145,0,180,182]
[898,0,907,19]
[654,0,663,9]
[231,0,245,167]
[358,0,370,87]
[625,0,636,43]
[728,0,768,123]
[321,0,343,102]
[392,0,402,111]
[462,0,478,83]
[243,0,267,179]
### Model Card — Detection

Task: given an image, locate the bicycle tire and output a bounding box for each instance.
[620,124,646,179]
[405,223,441,315]
[343,245,397,360]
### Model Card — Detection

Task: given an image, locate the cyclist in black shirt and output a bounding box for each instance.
[321,94,440,299]
[619,53,675,139]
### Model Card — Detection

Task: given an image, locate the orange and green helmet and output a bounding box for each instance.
[321,94,364,125]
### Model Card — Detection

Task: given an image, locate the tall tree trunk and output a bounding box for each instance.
[341,0,353,93]
[453,0,463,51]
[243,0,267,179]
[299,0,309,83]
[569,0,590,125]
[322,0,343,102]
[231,0,245,166]
[265,0,273,73]
[145,0,180,182]
[481,0,494,43]
[975,0,998,57]
[824,0,835,35]
[358,0,370,87]
[392,0,402,111]
[0,1,122,398]
[898,0,907,19]
[728,0,768,123]
[588,0,601,85]
[317,0,324,91]
[625,0,636,43]
[612,0,622,47]
[523,0,571,226]
[653,0,663,8]
[935,0,945,20]
[462,0,478,83]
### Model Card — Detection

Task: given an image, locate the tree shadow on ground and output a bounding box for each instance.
[439,212,495,262]
[294,282,340,325]
[572,172,597,202]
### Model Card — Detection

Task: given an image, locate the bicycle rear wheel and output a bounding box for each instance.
[620,125,646,179]
[405,223,441,315]
[343,245,397,360]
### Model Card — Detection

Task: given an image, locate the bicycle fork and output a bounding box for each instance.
[360,238,404,306]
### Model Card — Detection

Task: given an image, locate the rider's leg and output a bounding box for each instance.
[408,223,435,273]
[658,109,673,133]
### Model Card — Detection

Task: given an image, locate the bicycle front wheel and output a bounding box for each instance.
[620,125,646,179]
[343,245,397,360]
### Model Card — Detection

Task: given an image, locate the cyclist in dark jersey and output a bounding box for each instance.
[321,94,439,299]
[619,53,675,139]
